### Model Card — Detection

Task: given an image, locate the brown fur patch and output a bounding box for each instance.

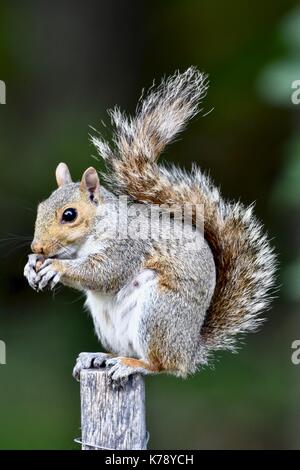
[120,357,160,372]
[148,338,184,372]
[147,346,165,371]
[143,249,178,292]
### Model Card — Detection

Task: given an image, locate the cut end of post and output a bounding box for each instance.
[79,368,147,450]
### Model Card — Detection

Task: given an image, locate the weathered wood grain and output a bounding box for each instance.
[80,369,147,450]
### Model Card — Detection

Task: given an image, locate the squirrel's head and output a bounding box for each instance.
[31,163,100,258]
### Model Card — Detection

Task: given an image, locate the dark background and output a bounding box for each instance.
[0,0,299,449]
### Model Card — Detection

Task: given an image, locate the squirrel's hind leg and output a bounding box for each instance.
[106,357,159,389]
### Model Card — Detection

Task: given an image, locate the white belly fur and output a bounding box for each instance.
[85,269,157,358]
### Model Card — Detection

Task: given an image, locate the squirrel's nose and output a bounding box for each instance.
[31,241,45,255]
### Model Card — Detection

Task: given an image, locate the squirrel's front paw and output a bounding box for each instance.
[24,254,43,290]
[34,259,61,291]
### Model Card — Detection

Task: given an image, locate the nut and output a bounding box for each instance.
[35,257,45,272]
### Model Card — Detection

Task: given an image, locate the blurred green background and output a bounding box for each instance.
[0,0,300,450]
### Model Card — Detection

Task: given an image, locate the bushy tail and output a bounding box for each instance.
[92,67,276,363]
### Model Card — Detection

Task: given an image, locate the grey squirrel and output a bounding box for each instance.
[24,67,276,386]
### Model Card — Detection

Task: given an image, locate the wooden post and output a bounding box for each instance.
[79,369,147,450]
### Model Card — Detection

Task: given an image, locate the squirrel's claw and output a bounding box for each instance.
[35,260,61,291]
[24,254,40,290]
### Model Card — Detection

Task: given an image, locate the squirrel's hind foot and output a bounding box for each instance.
[106,357,158,389]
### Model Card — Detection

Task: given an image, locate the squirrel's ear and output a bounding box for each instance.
[80,167,100,202]
[56,162,72,187]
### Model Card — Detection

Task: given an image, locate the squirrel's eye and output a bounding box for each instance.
[61,208,77,223]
